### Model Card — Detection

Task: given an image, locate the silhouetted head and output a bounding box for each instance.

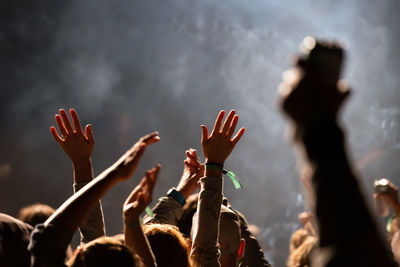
[67,236,140,267]
[18,203,55,227]
[143,223,190,267]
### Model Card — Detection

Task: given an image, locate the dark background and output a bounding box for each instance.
[1,0,399,265]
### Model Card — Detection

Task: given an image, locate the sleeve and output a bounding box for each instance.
[74,182,106,243]
[28,224,73,267]
[143,196,184,226]
[301,118,398,266]
[190,176,223,267]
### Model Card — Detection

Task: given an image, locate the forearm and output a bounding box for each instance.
[73,158,94,183]
[74,182,106,243]
[124,222,156,267]
[190,173,223,267]
[45,167,120,232]
[300,118,373,245]
[300,118,398,267]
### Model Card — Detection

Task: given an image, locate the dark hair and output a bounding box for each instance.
[67,236,140,267]
[143,224,190,267]
[18,203,55,227]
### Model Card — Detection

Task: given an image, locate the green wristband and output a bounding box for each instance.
[205,163,243,190]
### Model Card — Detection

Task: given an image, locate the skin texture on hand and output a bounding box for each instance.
[109,132,160,182]
[50,108,95,183]
[123,165,161,223]
[44,131,159,234]
[176,149,204,199]
[201,110,245,165]
[51,109,94,164]
[123,165,160,267]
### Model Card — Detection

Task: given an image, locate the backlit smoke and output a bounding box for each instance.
[1,0,399,265]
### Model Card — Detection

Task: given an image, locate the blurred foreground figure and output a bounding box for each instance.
[279,37,398,267]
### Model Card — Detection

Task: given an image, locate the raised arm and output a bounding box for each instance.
[279,39,396,266]
[51,108,105,243]
[145,149,204,226]
[123,165,161,267]
[190,110,245,267]
[29,132,159,267]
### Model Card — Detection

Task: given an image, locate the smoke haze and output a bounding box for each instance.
[1,0,399,265]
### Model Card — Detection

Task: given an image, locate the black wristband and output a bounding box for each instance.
[167,188,186,206]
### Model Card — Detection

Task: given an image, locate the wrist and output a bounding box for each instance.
[167,188,186,206]
[176,186,190,200]
[72,158,92,166]
[123,216,141,228]
[204,158,225,165]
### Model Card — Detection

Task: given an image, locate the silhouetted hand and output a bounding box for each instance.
[110,132,160,181]
[177,149,204,199]
[201,110,245,165]
[50,108,94,163]
[279,58,350,128]
[123,165,161,224]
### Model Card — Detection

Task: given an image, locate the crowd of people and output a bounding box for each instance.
[1,39,399,267]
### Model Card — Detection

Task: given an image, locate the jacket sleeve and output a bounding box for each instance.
[301,118,398,266]
[74,182,106,244]
[143,196,184,226]
[190,176,223,267]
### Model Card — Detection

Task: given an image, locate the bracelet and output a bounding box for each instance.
[205,162,224,172]
[167,188,186,206]
[122,218,141,228]
[205,163,243,190]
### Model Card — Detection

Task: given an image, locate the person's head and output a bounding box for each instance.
[0,213,33,267]
[218,205,245,267]
[143,223,190,267]
[67,236,140,267]
[18,203,55,227]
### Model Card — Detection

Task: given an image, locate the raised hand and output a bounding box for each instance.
[50,109,94,163]
[278,41,350,128]
[123,165,161,224]
[176,149,204,199]
[201,110,245,165]
[110,132,160,181]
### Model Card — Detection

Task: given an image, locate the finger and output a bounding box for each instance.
[201,125,209,144]
[50,126,64,144]
[125,176,147,204]
[149,164,161,187]
[70,109,84,134]
[191,149,199,160]
[140,131,160,145]
[211,110,226,135]
[184,161,198,172]
[231,127,246,145]
[186,156,201,168]
[59,109,74,134]
[227,115,239,138]
[55,114,68,136]
[85,124,95,143]
[221,110,236,134]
